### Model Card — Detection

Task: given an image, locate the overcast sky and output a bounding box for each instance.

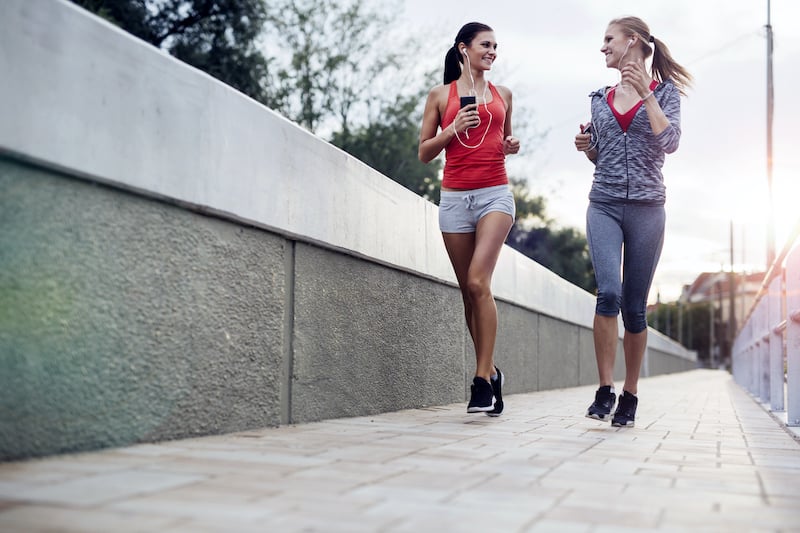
[399,0,799,303]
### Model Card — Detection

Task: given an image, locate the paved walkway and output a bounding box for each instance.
[1,369,798,532]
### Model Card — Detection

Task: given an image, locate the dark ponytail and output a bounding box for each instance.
[443,22,493,84]
[444,46,461,84]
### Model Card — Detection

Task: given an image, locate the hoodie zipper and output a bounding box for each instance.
[624,131,629,199]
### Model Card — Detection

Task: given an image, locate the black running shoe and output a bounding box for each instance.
[467,376,494,413]
[612,391,638,427]
[486,367,504,417]
[586,385,616,421]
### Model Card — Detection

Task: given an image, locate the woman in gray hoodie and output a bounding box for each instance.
[574,16,692,428]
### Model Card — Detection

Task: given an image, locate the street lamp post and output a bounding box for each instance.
[728,220,736,367]
[766,0,776,266]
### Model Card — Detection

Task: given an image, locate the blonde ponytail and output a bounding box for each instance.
[610,16,692,95]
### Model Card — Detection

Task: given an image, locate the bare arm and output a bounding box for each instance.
[418,85,486,163]
[620,61,669,134]
[418,86,451,163]
[497,85,519,155]
[640,92,670,136]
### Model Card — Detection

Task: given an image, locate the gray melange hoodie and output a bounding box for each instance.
[588,79,682,205]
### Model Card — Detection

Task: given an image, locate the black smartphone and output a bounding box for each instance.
[460,96,476,108]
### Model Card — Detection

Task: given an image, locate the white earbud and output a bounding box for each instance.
[618,38,634,70]
[461,48,467,55]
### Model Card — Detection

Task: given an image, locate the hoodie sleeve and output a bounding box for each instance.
[588,89,605,165]
[654,81,681,154]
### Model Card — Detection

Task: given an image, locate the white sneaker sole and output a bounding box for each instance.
[486,372,505,417]
[467,404,494,413]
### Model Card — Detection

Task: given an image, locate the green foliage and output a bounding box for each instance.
[648,301,726,365]
[507,223,596,293]
[70,0,596,293]
[329,91,443,200]
[508,177,547,222]
[70,0,275,106]
[72,0,154,40]
[506,178,595,292]
[263,0,401,133]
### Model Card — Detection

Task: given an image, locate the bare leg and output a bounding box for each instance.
[622,329,647,395]
[442,212,512,381]
[593,314,618,388]
[442,232,477,343]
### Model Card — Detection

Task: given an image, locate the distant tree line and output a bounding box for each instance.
[71,0,596,293]
[648,301,729,367]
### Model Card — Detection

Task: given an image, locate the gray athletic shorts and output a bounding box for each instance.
[438,184,516,233]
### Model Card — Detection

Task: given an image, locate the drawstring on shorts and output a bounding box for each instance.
[463,193,476,210]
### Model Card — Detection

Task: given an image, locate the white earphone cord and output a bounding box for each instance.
[583,38,649,153]
[618,38,633,71]
[584,122,599,153]
[452,50,493,149]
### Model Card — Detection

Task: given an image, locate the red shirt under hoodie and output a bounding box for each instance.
[441,81,508,190]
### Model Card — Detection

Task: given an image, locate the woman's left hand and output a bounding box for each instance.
[620,60,650,98]
[503,135,520,155]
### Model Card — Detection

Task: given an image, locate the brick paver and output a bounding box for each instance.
[1,369,798,532]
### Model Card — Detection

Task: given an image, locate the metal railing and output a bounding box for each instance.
[732,220,800,426]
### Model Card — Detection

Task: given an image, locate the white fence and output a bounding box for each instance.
[732,221,800,427]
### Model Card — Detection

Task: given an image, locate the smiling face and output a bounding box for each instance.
[461,31,497,71]
[600,24,633,70]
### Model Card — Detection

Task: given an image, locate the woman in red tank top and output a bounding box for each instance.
[418,22,520,416]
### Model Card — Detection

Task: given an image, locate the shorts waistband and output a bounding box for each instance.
[440,184,510,199]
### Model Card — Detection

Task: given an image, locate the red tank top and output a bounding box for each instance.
[441,81,508,189]
[607,80,659,132]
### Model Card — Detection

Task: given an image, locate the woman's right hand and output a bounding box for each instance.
[453,103,480,134]
[574,123,592,152]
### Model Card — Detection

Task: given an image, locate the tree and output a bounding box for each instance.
[70,0,276,106]
[73,0,597,293]
[329,88,443,200]
[330,85,596,292]
[509,177,547,222]
[508,222,596,293]
[263,0,402,134]
[506,178,596,292]
[649,301,715,366]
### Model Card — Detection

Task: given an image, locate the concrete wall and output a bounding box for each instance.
[1,162,287,455]
[0,0,696,461]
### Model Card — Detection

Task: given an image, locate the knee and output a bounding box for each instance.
[622,309,648,333]
[595,288,621,316]
[466,276,491,302]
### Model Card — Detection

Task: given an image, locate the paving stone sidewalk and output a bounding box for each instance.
[1,369,798,532]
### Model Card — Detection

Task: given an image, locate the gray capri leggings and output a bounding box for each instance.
[586,201,665,333]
